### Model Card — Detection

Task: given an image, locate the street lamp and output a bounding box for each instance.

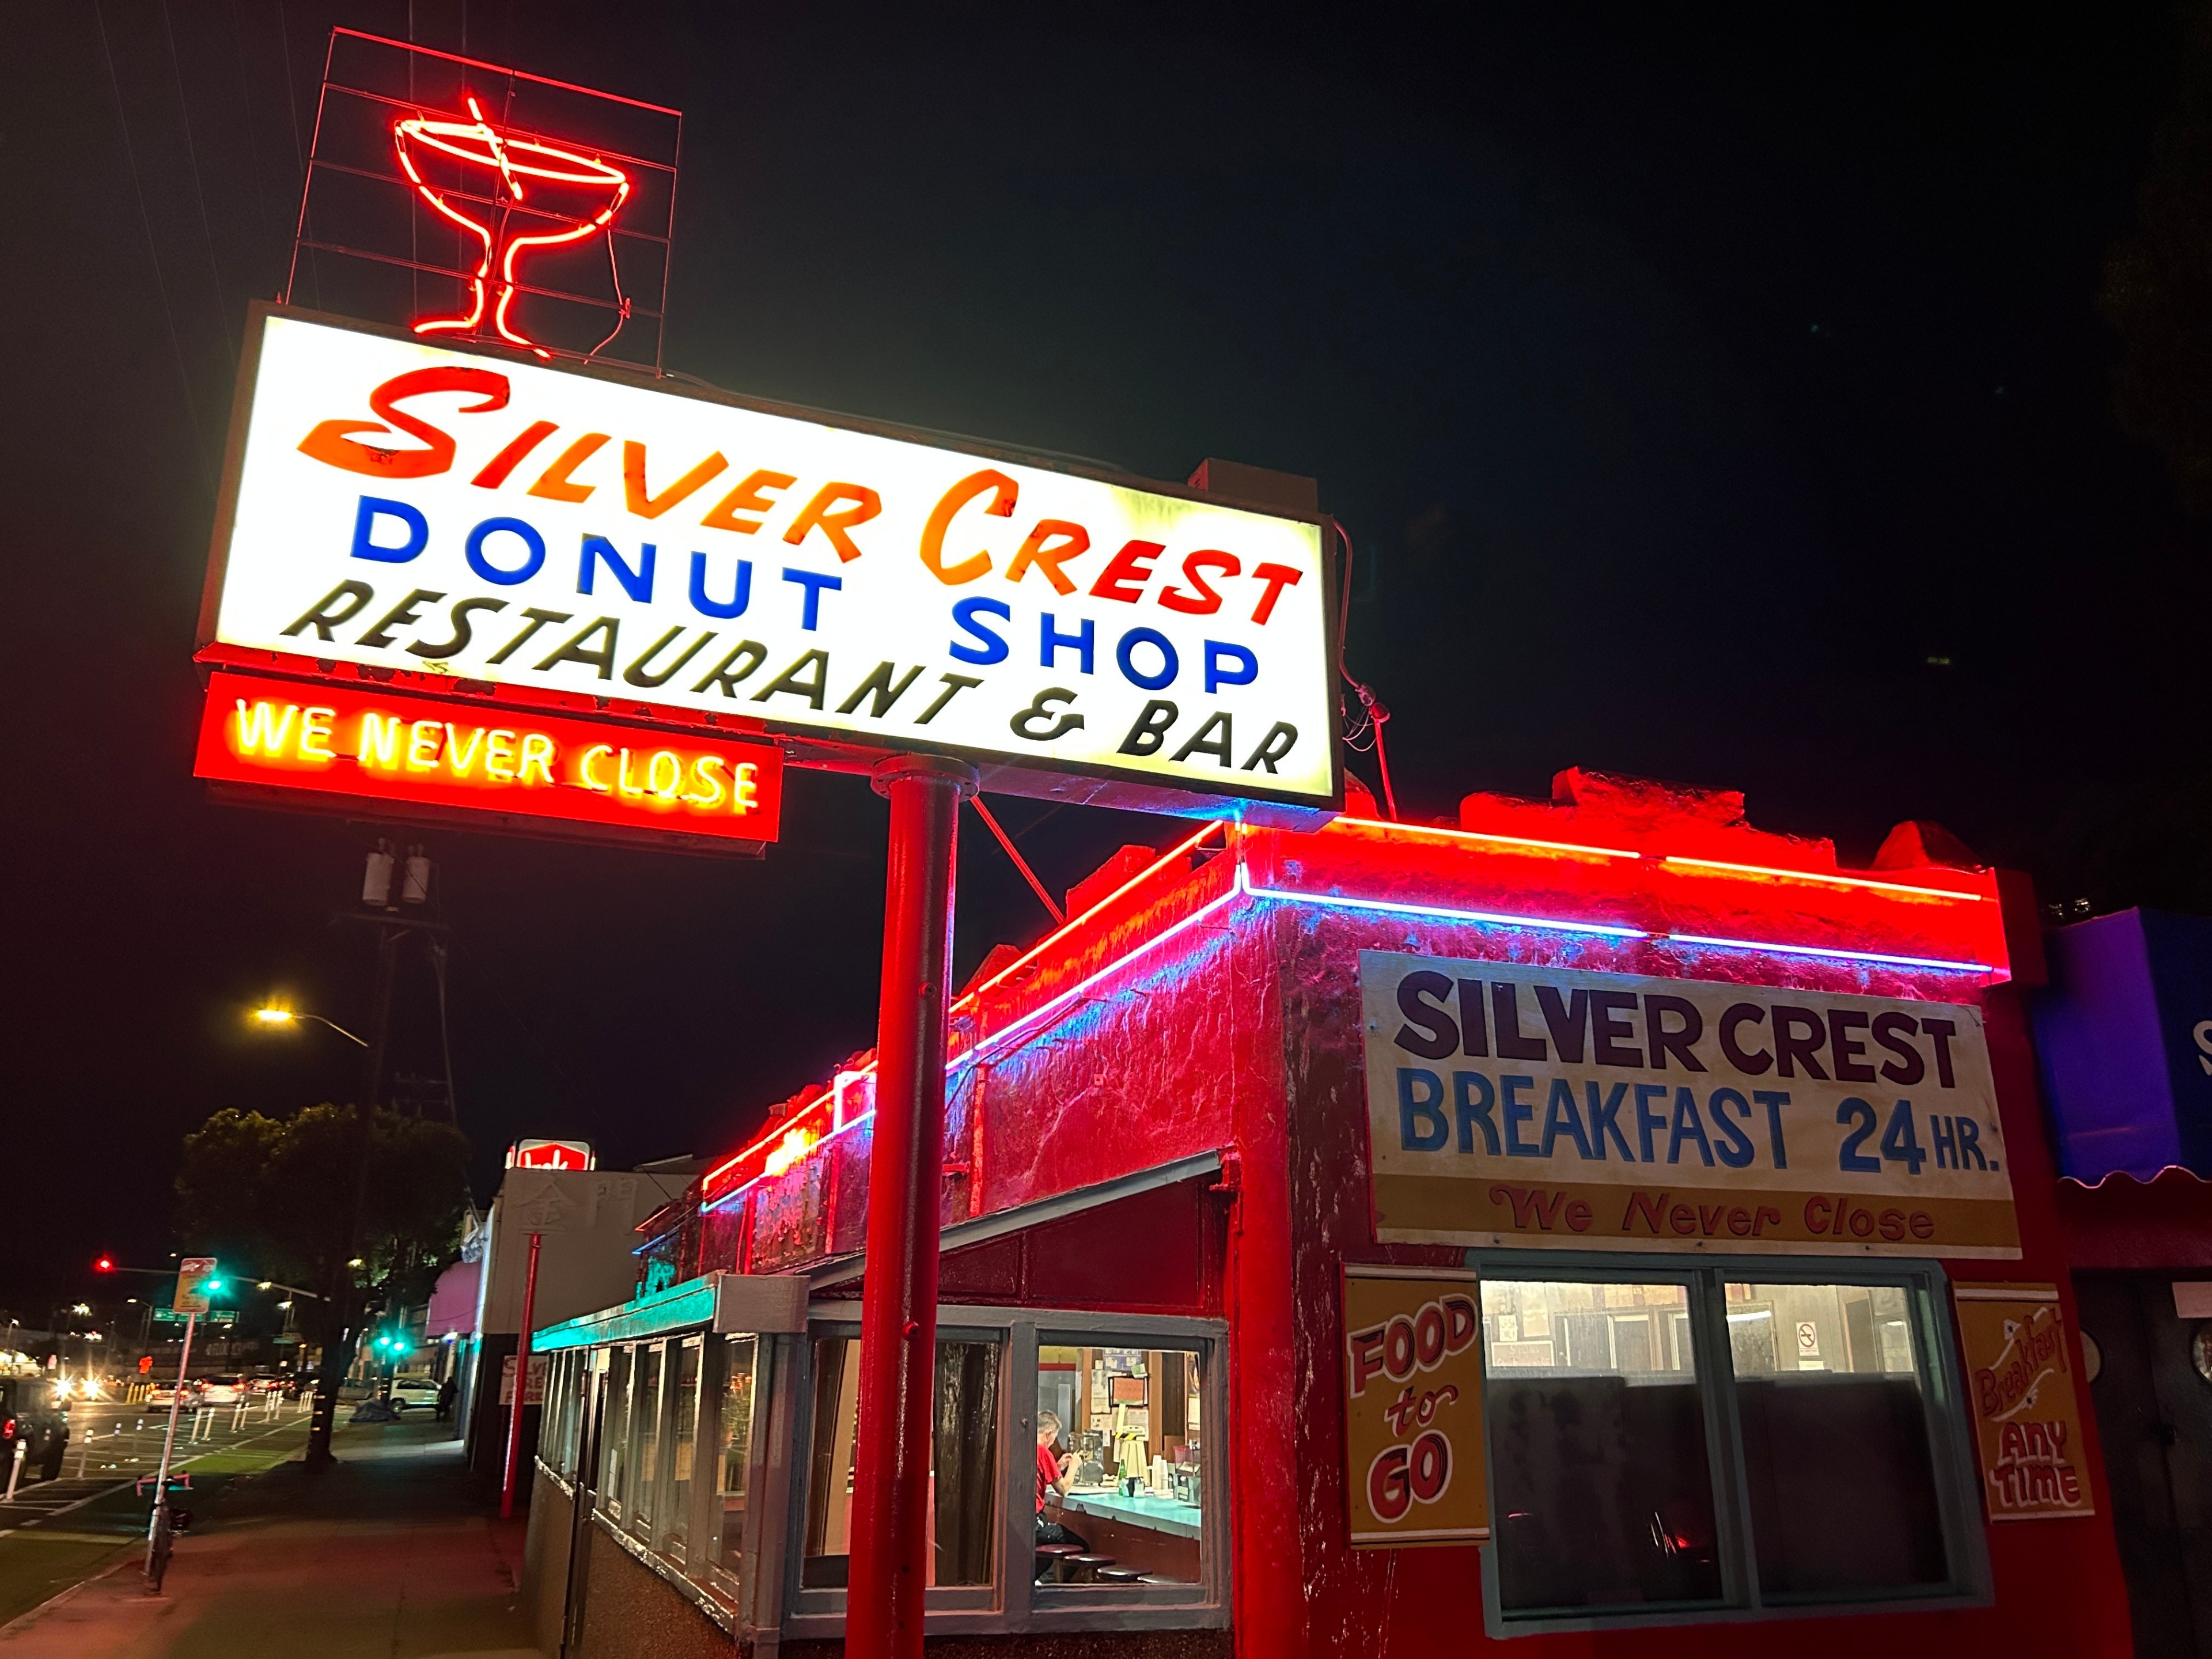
[251,1006,369,1047]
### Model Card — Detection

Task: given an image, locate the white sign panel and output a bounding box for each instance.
[1359,951,2022,1258]
[202,309,1338,815]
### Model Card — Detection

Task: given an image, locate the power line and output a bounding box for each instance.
[94,0,216,502]
[159,0,237,367]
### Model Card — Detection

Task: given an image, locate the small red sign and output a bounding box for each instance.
[507,1138,594,1171]
[195,669,781,851]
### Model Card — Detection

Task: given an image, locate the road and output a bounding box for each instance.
[5,1394,312,1505]
[0,1395,317,1629]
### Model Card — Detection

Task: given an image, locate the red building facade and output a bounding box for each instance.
[523,770,2132,1657]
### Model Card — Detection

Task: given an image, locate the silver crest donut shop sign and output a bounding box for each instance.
[194,293,1336,1659]
[197,307,1339,822]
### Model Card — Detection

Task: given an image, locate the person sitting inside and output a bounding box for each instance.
[1035,1411,1088,1571]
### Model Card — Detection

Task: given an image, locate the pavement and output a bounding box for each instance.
[0,1414,535,1658]
[0,1393,323,1628]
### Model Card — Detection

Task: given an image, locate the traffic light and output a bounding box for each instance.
[94,1256,115,1274]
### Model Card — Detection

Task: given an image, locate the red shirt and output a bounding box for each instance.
[1036,1441,1062,1514]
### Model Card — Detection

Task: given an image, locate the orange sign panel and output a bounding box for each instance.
[195,669,781,852]
[1342,1267,1489,1548]
[1954,1282,2094,1521]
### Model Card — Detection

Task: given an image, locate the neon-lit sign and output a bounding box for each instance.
[762,1128,816,1177]
[507,1138,595,1172]
[1358,950,2021,1259]
[199,309,1338,820]
[392,96,632,358]
[698,811,2009,1203]
[285,31,679,372]
[194,669,782,853]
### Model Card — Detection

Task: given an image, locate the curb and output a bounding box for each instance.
[0,1549,138,1642]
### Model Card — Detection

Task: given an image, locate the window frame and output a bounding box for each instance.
[535,1331,774,1634]
[661,1334,706,1565]
[627,1339,668,1545]
[599,1344,634,1522]
[700,1331,766,1605]
[1469,1249,1990,1639]
[781,1305,1229,1642]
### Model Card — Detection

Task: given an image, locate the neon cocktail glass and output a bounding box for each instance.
[392,96,631,358]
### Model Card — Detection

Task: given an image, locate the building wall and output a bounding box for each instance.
[479,1168,699,1337]
[781,1635,1230,1657]
[526,1455,744,1659]
[573,1520,737,1659]
[1265,902,2138,1658]
[525,1465,575,1656]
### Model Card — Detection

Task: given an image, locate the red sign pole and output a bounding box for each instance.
[499,1230,543,1520]
[846,754,974,1658]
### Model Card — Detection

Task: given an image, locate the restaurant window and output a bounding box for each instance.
[704,1335,757,1593]
[632,1342,666,1540]
[1476,1259,1980,1632]
[801,1333,1002,1591]
[544,1353,569,1477]
[666,1338,702,1560]
[558,1353,585,1479]
[1483,1278,1718,1613]
[1033,1340,1206,1592]
[600,1346,632,1516]
[1725,1281,1947,1600]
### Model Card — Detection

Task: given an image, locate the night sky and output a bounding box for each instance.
[6,3,2202,1309]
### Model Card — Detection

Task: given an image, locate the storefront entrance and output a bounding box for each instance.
[2075,1272,2212,1657]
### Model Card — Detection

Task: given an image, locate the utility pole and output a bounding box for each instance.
[305,842,441,1469]
[844,755,973,1659]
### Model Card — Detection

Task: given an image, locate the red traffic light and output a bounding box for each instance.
[93,1256,115,1273]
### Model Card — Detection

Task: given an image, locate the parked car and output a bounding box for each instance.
[387,1377,441,1413]
[1,1377,70,1483]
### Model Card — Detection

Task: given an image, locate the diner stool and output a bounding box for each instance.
[1035,1543,1082,1582]
[1141,1574,1186,1585]
[1096,1567,1145,1584]
[1065,1554,1116,1583]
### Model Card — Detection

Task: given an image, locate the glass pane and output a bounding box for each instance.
[710,1336,757,1582]
[600,1347,631,1510]
[802,1336,1002,1589]
[668,1342,701,1558]
[1483,1280,1721,1612]
[551,1355,573,1476]
[632,1344,665,1537]
[1035,1342,1204,1589]
[575,1354,593,1478]
[1725,1282,1948,1596]
[546,1354,565,1474]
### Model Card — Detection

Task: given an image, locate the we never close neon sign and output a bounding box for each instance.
[193,668,783,853]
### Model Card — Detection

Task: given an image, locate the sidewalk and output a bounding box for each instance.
[0,1416,536,1658]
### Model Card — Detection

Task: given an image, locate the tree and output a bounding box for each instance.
[175,1103,469,1464]
[2101,5,2212,516]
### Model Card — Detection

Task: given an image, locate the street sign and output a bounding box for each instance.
[194,669,784,855]
[198,307,1339,821]
[173,1259,221,1315]
[499,1352,549,1406]
[153,1308,236,1327]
